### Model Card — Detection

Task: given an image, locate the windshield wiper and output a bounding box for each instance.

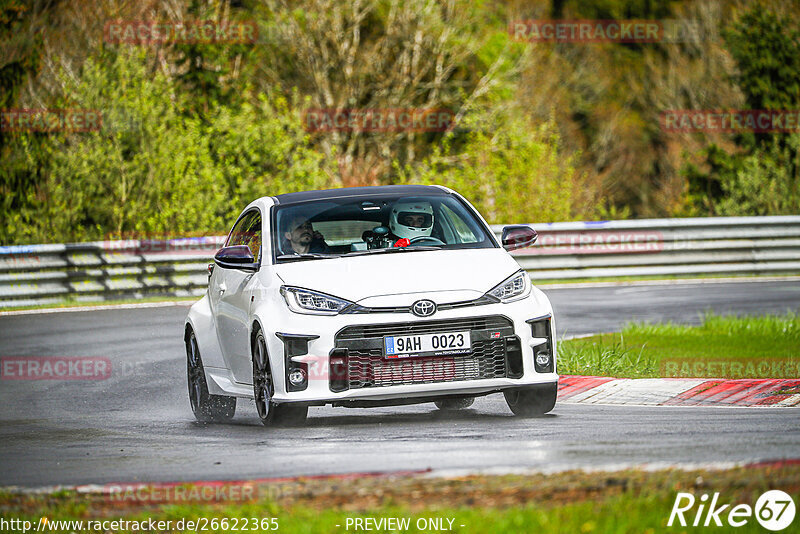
[346,246,441,257]
[276,253,336,261]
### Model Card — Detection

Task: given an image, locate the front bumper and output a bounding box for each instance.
[258,290,558,405]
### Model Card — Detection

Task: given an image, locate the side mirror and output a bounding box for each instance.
[501,225,538,251]
[214,245,258,272]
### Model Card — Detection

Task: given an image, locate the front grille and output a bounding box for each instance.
[336,316,513,340]
[334,316,515,390]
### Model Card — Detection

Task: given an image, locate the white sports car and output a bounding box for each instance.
[185,185,558,426]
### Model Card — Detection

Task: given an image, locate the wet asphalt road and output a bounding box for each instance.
[1,280,799,487]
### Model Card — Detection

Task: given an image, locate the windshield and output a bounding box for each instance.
[272,193,496,262]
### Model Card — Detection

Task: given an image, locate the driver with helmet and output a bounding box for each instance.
[389,200,435,244]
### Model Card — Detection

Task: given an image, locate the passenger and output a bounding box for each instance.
[283,215,330,254]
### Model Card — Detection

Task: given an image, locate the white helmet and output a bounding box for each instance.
[390,200,434,239]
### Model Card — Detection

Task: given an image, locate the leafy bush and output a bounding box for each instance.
[4,0,800,245]
[399,112,593,223]
[681,6,800,217]
[6,50,335,243]
[714,134,800,216]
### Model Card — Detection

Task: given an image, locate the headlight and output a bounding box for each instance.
[281,286,354,315]
[485,270,530,303]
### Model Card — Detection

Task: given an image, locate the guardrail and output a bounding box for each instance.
[491,215,800,281]
[0,237,225,308]
[1,216,799,308]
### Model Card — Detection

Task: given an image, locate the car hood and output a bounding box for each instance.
[273,248,520,304]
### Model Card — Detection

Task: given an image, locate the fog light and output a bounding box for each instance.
[535,350,551,367]
[288,369,307,386]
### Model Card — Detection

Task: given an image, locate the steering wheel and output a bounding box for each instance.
[408,236,445,246]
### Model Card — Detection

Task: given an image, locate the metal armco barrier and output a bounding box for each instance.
[1,216,799,308]
[0,236,225,308]
[497,216,800,281]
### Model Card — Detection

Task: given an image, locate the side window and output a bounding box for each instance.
[439,204,479,243]
[226,210,262,261]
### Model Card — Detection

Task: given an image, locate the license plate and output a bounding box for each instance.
[383,331,471,359]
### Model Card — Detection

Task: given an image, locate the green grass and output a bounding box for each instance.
[2,465,798,533]
[559,312,800,378]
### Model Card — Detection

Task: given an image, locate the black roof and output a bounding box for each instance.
[272,185,448,205]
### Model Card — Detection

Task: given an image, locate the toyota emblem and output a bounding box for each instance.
[411,299,436,317]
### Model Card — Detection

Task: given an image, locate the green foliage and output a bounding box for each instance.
[1,133,47,244]
[713,134,800,215]
[3,0,800,245]
[683,5,800,216]
[0,0,46,244]
[723,8,800,112]
[399,112,588,223]
[37,50,222,241]
[0,0,42,109]
[205,91,336,223]
[4,50,334,243]
[558,337,658,378]
[560,312,800,378]
[172,0,257,116]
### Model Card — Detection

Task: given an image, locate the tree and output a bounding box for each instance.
[683,5,800,215]
[0,0,46,244]
[16,50,334,243]
[256,0,524,185]
[399,109,590,223]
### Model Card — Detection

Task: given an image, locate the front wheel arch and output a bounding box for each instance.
[250,319,276,381]
[250,322,308,427]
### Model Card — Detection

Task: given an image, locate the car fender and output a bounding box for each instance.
[250,299,289,397]
[185,294,226,369]
[529,285,558,372]
[530,285,554,317]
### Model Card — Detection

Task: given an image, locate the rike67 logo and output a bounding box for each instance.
[669,490,796,530]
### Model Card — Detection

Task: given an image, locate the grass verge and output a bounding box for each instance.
[558,312,800,378]
[1,464,798,533]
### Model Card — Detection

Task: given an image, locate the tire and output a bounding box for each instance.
[252,328,308,427]
[434,397,475,410]
[186,329,236,422]
[504,383,557,417]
